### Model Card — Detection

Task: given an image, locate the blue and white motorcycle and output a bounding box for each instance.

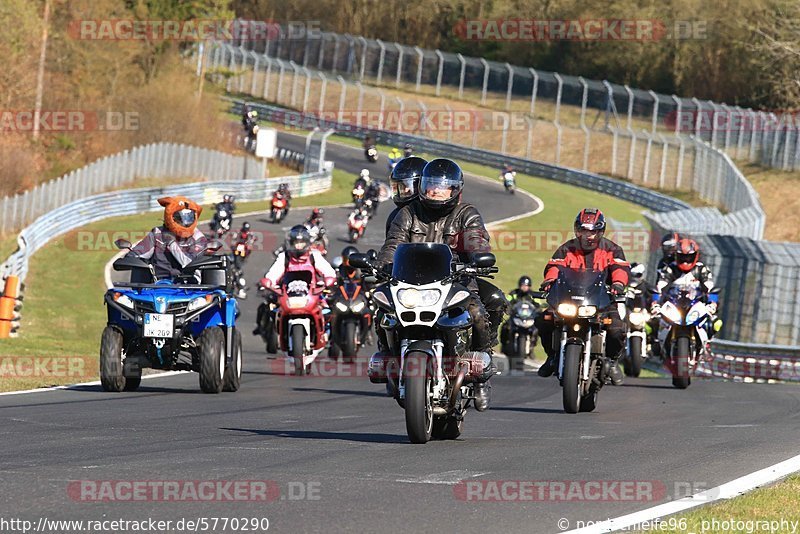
[655,276,719,389]
[100,239,241,393]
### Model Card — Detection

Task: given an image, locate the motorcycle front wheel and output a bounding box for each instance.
[562,343,583,414]
[404,352,433,444]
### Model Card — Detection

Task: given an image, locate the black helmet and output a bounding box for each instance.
[661,231,682,258]
[341,245,359,266]
[573,208,606,251]
[390,156,427,206]
[419,158,463,215]
[518,275,532,289]
[241,222,251,232]
[285,225,311,259]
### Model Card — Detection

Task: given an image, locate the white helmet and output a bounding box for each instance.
[360,169,370,178]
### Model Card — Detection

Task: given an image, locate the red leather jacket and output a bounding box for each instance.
[543,237,630,286]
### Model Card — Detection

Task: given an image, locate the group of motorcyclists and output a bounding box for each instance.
[123,135,723,415]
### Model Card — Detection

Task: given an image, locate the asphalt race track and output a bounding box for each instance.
[1,136,799,534]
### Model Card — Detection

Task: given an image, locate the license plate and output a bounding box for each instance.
[144,313,174,338]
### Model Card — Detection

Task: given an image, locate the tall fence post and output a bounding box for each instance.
[414,46,424,92]
[480,58,490,105]
[376,39,386,85]
[457,54,466,99]
[395,43,404,88]
[505,63,514,111]
[435,50,444,96]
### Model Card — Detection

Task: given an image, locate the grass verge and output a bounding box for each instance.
[644,474,800,533]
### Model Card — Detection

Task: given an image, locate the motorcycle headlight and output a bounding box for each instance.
[577,305,597,318]
[238,277,247,288]
[513,318,535,328]
[661,302,682,323]
[219,210,227,218]
[629,311,647,326]
[113,293,135,309]
[397,288,441,309]
[335,301,348,312]
[288,296,308,309]
[187,295,213,312]
[556,303,577,317]
[352,301,366,313]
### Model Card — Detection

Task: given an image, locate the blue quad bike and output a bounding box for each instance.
[100,239,242,393]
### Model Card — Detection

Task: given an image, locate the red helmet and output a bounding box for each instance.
[574,208,606,250]
[675,238,700,272]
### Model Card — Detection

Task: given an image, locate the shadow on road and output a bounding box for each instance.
[292,386,386,398]
[221,427,407,444]
[490,406,564,414]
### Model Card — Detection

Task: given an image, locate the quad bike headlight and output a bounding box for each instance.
[187,295,213,312]
[397,288,441,309]
[113,293,135,309]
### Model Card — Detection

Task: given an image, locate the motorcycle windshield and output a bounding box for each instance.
[392,243,453,285]
[547,268,611,309]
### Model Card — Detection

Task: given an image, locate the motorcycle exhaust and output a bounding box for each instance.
[448,362,468,411]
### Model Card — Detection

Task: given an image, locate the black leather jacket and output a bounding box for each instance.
[378,201,491,266]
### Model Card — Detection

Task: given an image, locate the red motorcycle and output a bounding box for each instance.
[268,268,329,375]
[271,193,288,224]
[347,210,369,244]
[232,233,253,269]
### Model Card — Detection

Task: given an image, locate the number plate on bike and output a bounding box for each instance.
[144,313,174,338]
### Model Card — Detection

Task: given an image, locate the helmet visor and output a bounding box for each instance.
[676,252,697,266]
[172,209,196,228]
[421,176,460,202]
[391,178,417,202]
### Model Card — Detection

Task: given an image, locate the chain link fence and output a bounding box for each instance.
[206,40,764,239]
[230,23,800,173]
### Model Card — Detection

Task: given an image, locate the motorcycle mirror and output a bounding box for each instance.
[204,240,224,255]
[367,249,378,261]
[115,239,132,250]
[471,252,496,268]
[348,253,370,269]
[710,287,721,294]
[531,291,547,299]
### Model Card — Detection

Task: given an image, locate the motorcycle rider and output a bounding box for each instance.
[306,208,324,228]
[387,147,402,169]
[500,275,540,354]
[354,169,371,190]
[657,231,686,273]
[129,196,208,280]
[403,143,414,158]
[255,225,338,337]
[364,177,382,214]
[386,156,427,234]
[242,108,259,149]
[377,158,500,411]
[363,134,375,150]
[535,208,631,386]
[651,237,722,339]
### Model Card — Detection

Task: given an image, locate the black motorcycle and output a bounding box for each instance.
[506,299,539,371]
[210,203,234,238]
[534,268,624,414]
[365,144,378,162]
[328,278,372,363]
